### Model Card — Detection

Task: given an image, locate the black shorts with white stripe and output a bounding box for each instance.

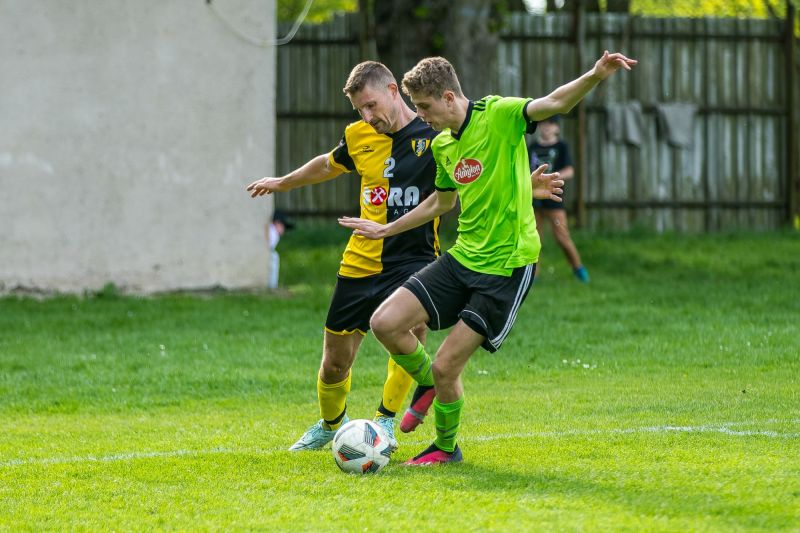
[401,252,536,353]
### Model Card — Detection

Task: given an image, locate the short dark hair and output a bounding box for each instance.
[272,210,294,230]
[343,61,396,95]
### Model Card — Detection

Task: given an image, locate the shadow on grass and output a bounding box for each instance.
[385,460,795,528]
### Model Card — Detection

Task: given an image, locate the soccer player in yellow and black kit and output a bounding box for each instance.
[246,61,440,451]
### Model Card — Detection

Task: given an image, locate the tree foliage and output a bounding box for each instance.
[276,0,356,23]
[545,0,797,18]
[543,0,799,35]
[631,0,794,18]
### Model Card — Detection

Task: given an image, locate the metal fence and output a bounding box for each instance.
[275,11,797,231]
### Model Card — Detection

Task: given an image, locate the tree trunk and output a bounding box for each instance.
[373,0,450,81]
[559,0,601,12]
[442,1,501,98]
[372,0,515,98]
[606,0,630,12]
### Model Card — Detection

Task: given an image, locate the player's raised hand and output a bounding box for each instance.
[246,177,286,198]
[593,50,637,80]
[338,216,389,240]
[531,164,564,202]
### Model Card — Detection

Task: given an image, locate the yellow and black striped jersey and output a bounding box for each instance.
[329,117,440,278]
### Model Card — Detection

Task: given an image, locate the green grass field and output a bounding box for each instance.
[1,227,798,531]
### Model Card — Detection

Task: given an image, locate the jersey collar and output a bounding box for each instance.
[388,116,421,138]
[451,100,474,140]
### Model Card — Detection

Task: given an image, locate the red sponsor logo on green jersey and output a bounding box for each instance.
[453,158,483,184]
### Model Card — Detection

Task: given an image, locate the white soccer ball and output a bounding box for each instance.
[332,419,392,474]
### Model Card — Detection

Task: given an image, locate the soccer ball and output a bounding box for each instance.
[332,419,392,474]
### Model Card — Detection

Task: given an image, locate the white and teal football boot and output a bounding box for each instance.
[373,415,398,452]
[288,415,349,451]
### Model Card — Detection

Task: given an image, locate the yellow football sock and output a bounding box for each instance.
[318,371,351,430]
[375,358,414,418]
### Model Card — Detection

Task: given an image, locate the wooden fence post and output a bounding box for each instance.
[786,0,798,228]
[574,1,587,228]
[358,0,377,61]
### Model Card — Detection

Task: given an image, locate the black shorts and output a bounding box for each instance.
[533,198,564,210]
[402,253,536,353]
[325,260,431,335]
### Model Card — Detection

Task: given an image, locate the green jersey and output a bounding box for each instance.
[433,96,540,276]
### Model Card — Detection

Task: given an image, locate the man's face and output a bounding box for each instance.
[348,83,398,134]
[409,92,450,131]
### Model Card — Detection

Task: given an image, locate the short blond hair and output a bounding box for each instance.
[343,61,395,95]
[401,57,463,98]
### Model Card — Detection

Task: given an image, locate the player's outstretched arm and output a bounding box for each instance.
[526,50,637,121]
[339,190,458,240]
[246,153,343,198]
[531,164,564,202]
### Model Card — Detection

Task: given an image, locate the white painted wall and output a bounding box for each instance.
[0,0,275,292]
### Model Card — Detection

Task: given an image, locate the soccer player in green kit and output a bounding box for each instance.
[339,51,637,464]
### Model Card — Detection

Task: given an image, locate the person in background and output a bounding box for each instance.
[528,115,589,283]
[267,210,294,289]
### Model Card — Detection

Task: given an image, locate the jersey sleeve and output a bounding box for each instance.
[328,135,355,173]
[434,158,456,191]
[490,97,538,139]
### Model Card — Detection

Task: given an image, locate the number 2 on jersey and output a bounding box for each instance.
[384,157,395,179]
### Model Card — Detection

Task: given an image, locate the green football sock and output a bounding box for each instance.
[433,397,463,453]
[390,342,434,387]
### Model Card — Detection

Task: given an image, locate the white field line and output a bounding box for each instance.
[464,424,800,443]
[1,421,797,468]
[0,447,246,468]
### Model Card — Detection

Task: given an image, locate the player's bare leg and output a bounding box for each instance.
[546,209,589,282]
[371,287,429,354]
[410,323,427,348]
[547,209,581,269]
[320,329,363,384]
[405,321,484,465]
[373,322,426,448]
[430,322,483,403]
[371,289,437,433]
